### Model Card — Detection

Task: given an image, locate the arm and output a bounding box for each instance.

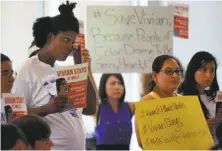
[82,68,97,115]
[12,74,67,117]
[73,48,99,115]
[27,105,50,117]
[91,104,100,126]
[128,102,135,115]
[11,76,50,117]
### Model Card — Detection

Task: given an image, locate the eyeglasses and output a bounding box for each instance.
[1,70,17,78]
[160,69,183,75]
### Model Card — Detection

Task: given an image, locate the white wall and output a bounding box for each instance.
[168,1,222,89]
[1,1,44,71]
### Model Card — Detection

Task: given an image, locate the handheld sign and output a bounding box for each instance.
[1,93,28,124]
[1,96,7,124]
[135,96,214,150]
[87,6,174,73]
[168,2,189,39]
[73,20,85,50]
[56,63,88,108]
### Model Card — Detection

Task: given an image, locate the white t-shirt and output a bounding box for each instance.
[12,56,85,150]
[200,94,216,118]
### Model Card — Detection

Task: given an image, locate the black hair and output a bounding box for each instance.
[147,73,153,94]
[99,74,125,104]
[1,53,11,63]
[1,124,29,150]
[178,51,219,118]
[31,1,79,48]
[149,55,183,91]
[29,49,40,58]
[4,105,13,122]
[12,114,51,148]
[56,78,66,92]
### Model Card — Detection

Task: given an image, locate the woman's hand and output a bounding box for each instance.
[46,92,69,114]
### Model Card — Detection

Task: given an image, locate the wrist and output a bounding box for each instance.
[40,103,51,116]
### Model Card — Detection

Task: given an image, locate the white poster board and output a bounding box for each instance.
[87,6,174,73]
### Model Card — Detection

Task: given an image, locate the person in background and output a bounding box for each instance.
[1,124,30,150]
[178,51,219,141]
[56,78,69,93]
[140,67,184,98]
[178,51,219,126]
[12,115,53,150]
[1,53,16,93]
[95,73,134,150]
[11,1,97,149]
[135,55,183,148]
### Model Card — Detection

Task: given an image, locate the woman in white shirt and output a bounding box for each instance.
[178,51,219,134]
[12,1,97,150]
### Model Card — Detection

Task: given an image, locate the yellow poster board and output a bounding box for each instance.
[135,96,214,150]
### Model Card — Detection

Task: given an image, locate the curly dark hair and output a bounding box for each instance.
[31,1,79,48]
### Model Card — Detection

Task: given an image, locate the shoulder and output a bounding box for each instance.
[141,91,158,101]
[141,95,154,101]
[16,57,38,77]
[127,102,135,114]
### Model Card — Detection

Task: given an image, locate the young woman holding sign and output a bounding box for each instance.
[12,1,97,149]
[135,55,183,148]
[178,51,219,139]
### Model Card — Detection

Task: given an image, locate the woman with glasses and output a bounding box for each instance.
[178,51,219,142]
[1,53,16,93]
[135,55,183,148]
[12,114,53,150]
[56,78,70,93]
[95,74,135,150]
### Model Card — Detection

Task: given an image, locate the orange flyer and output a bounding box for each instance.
[56,63,88,108]
[1,93,28,123]
[74,20,85,50]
